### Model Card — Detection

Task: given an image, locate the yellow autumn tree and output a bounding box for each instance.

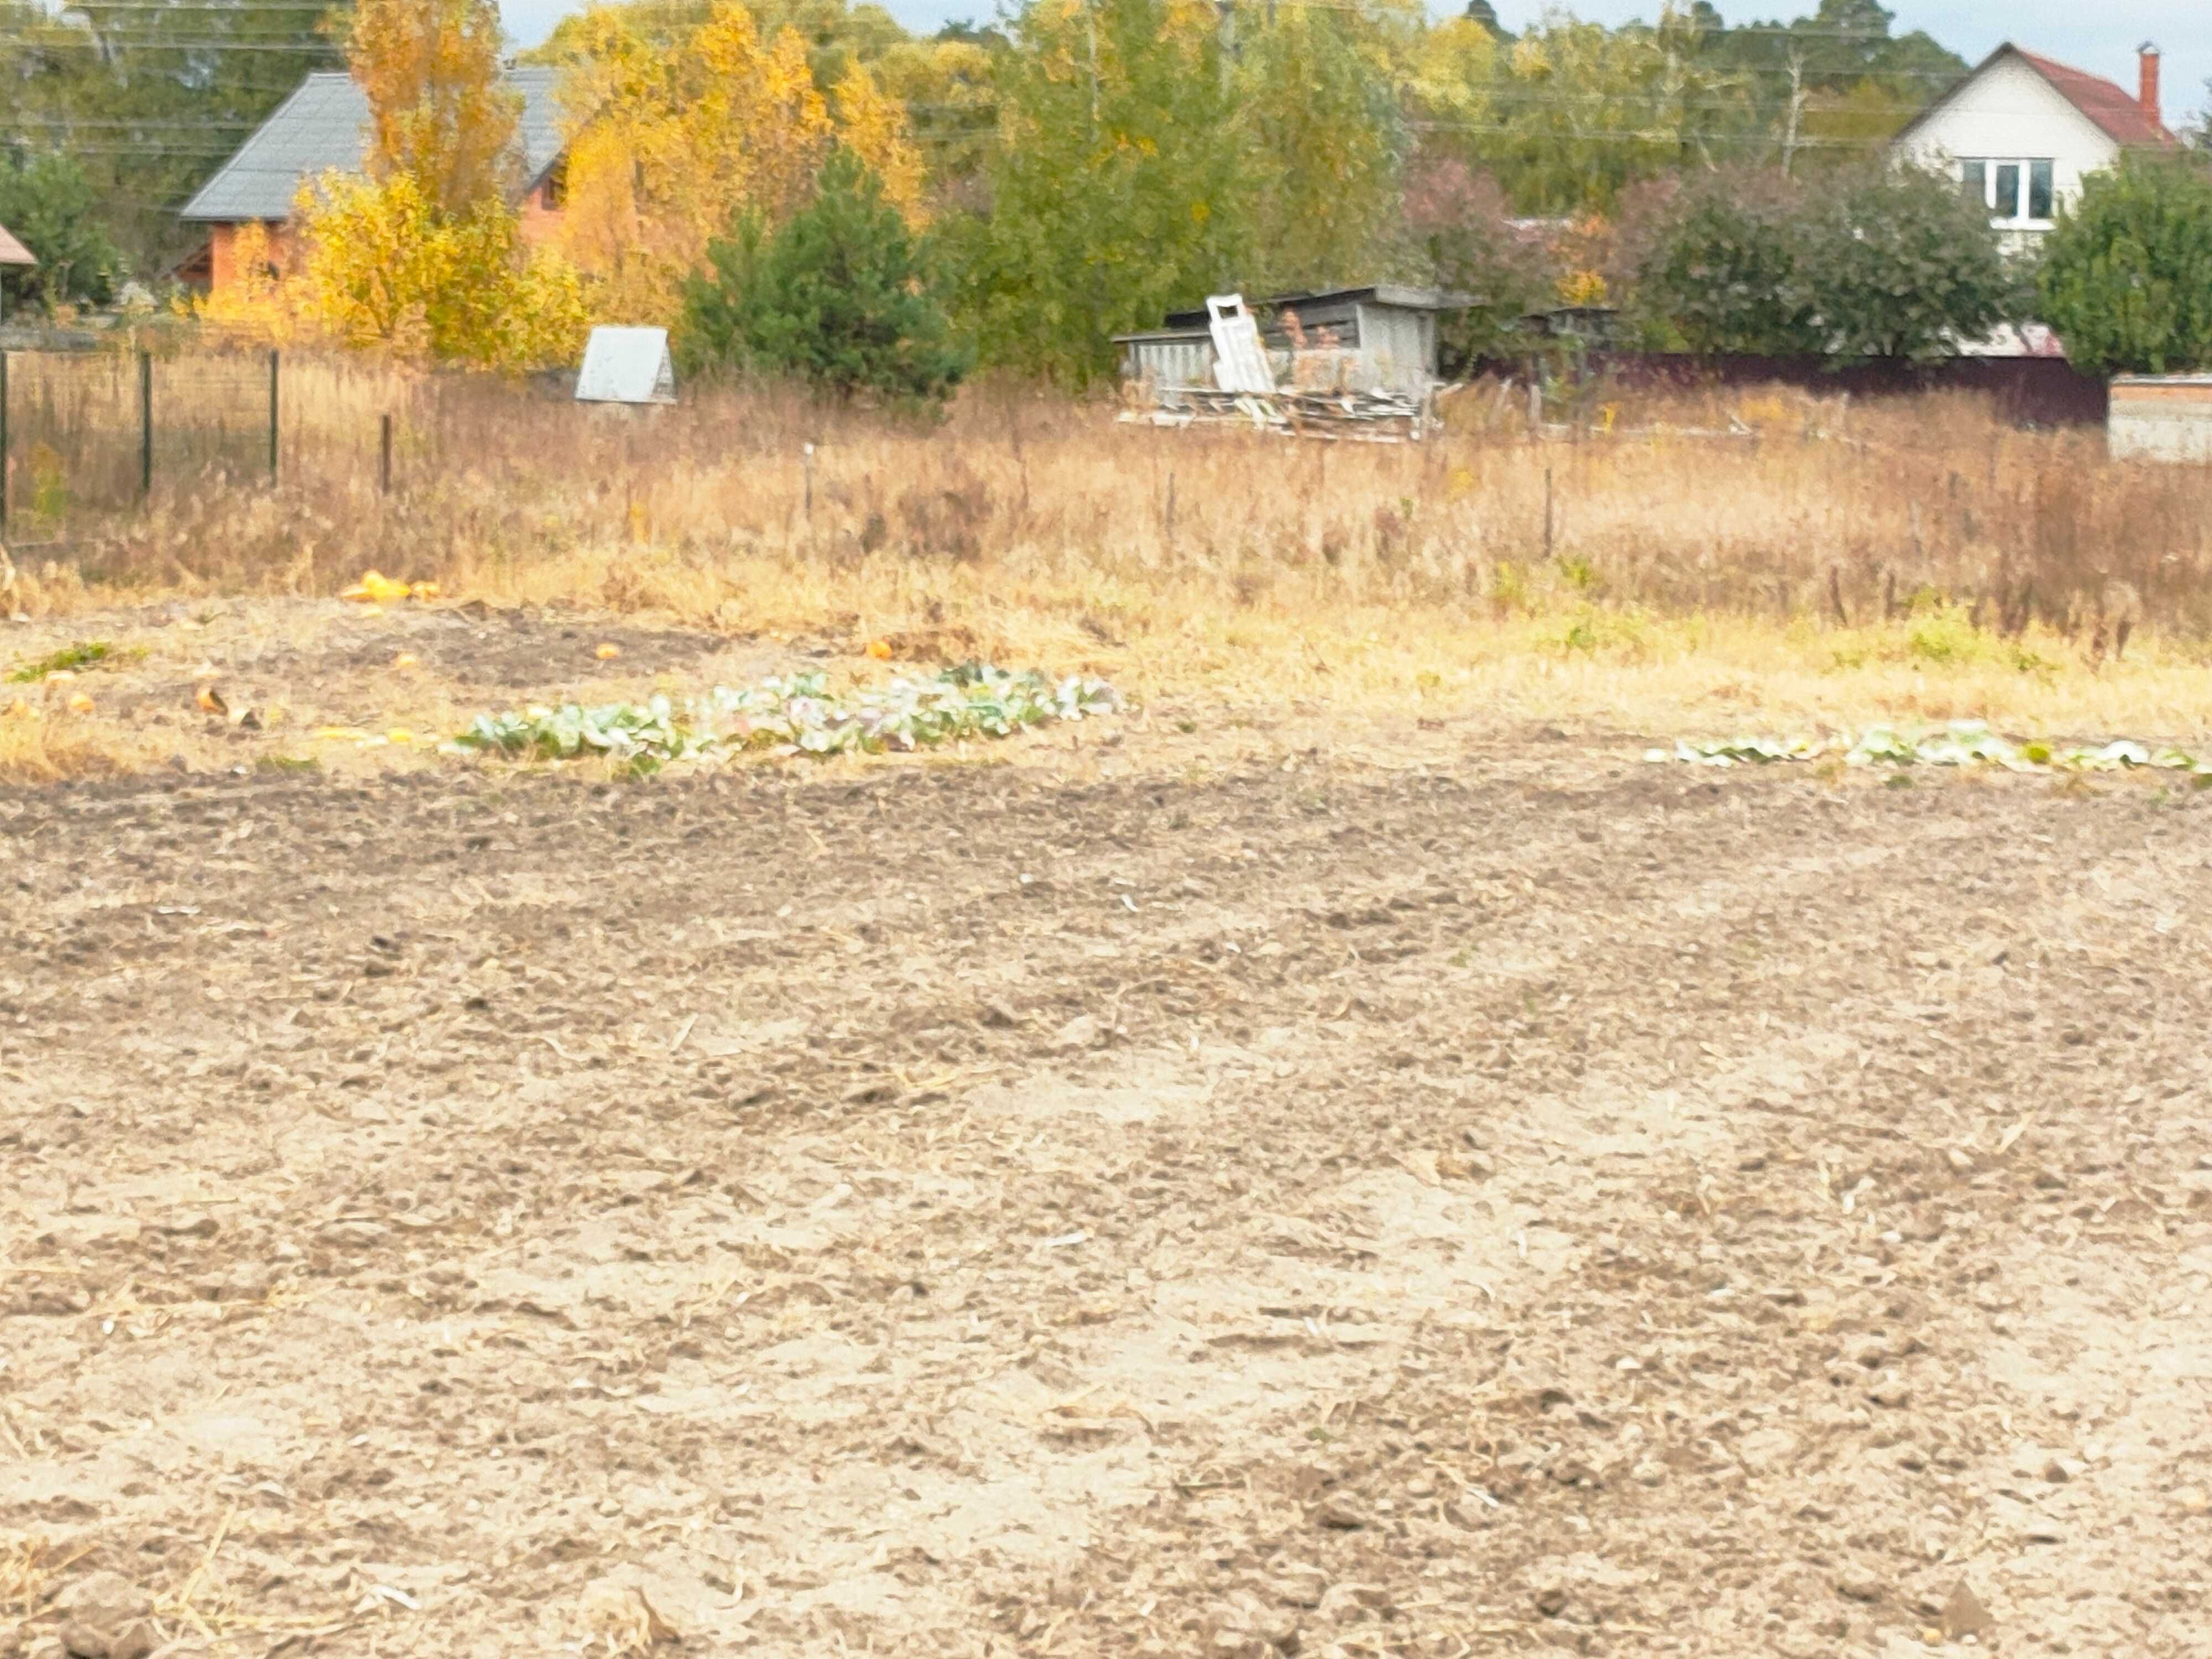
[555,0,922,324]
[280,0,588,369]
[295,171,440,352]
[1407,15,1497,126]
[872,36,995,202]
[293,170,588,368]
[348,0,521,213]
[831,62,924,221]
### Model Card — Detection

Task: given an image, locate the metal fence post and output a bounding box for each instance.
[268,348,279,485]
[139,350,153,504]
[380,412,393,495]
[1,350,9,536]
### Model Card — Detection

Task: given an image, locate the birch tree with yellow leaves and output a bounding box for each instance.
[553,0,924,325]
[348,0,523,211]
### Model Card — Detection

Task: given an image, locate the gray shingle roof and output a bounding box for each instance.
[513,67,564,192]
[180,67,566,223]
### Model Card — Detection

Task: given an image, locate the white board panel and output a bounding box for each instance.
[576,326,677,405]
[1206,295,1275,395]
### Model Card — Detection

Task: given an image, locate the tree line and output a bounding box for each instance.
[2,0,2209,389]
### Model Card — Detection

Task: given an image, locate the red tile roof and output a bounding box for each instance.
[0,222,34,266]
[2015,48,2178,149]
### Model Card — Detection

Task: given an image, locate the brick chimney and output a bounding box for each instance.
[2139,41,2162,129]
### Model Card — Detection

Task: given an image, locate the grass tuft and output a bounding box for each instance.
[8,640,136,682]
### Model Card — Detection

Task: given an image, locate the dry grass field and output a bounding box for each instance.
[6,358,2212,784]
[6,371,2212,1659]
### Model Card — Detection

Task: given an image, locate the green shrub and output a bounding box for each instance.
[1629,163,2013,362]
[2037,154,2212,375]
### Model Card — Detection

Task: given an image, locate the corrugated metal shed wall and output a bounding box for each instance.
[1123,299,1451,395]
[1354,304,1433,397]
[1123,336,1216,389]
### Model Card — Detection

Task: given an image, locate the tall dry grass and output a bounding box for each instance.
[9,353,2212,747]
[8,356,2203,635]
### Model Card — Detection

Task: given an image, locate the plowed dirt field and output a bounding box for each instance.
[7,717,2212,1657]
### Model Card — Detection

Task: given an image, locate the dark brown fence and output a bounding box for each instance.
[1536,351,2109,428]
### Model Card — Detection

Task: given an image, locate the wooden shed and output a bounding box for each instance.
[1116,285,1470,398]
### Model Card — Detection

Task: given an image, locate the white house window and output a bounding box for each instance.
[1960,158,2055,223]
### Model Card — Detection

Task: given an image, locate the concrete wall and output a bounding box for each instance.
[2110,377,2212,462]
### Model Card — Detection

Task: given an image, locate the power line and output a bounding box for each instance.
[1624,18,1959,39]
[0,39,337,48]
[1408,118,1877,148]
[0,116,267,126]
[12,3,1971,50]
[0,142,239,153]
[1261,0,1959,41]
[1494,62,1976,83]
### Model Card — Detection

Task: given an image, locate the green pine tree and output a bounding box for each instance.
[678,146,969,404]
[0,148,121,310]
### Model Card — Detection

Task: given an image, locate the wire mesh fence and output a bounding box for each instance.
[0,342,759,551]
[0,345,279,528]
[0,343,673,548]
[0,341,747,597]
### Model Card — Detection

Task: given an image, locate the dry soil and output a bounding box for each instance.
[5,698,2212,1658]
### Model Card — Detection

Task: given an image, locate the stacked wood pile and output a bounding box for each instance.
[1117,385,1432,443]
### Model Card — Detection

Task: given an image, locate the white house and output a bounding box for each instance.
[1892,42,2179,252]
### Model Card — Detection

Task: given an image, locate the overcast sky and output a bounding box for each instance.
[499,0,2209,135]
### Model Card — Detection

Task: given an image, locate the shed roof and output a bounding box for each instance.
[1161,285,1472,329]
[0,221,34,266]
[180,67,566,222]
[1893,44,2178,152]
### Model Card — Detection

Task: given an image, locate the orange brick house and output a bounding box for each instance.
[178,67,568,294]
